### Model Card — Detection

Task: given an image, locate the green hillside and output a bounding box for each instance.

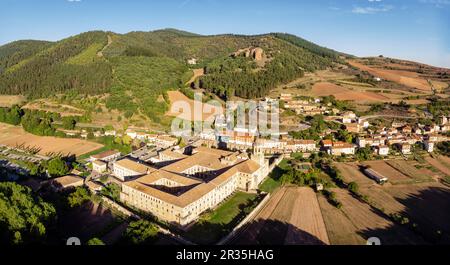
[0,40,53,74]
[0,29,345,123]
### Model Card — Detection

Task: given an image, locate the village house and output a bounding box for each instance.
[155,135,179,148]
[400,143,412,155]
[424,140,435,153]
[341,111,357,124]
[284,140,316,153]
[104,130,117,137]
[329,142,356,156]
[440,116,448,125]
[356,136,386,148]
[376,146,389,156]
[254,138,287,154]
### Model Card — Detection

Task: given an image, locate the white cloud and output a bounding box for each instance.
[368,0,383,2]
[352,5,394,14]
[67,0,82,2]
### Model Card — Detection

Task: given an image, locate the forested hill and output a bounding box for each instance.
[0,29,346,122]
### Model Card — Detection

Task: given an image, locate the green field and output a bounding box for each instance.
[259,159,290,193]
[183,191,261,244]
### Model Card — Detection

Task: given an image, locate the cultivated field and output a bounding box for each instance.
[330,188,425,244]
[0,95,26,107]
[316,194,366,245]
[336,159,450,243]
[233,187,330,245]
[166,90,223,122]
[348,60,433,91]
[311,82,389,102]
[0,123,103,157]
[425,155,450,176]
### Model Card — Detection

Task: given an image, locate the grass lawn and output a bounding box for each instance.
[183,191,261,244]
[259,159,290,193]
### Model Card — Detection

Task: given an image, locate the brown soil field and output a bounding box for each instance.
[317,194,365,245]
[311,82,389,102]
[362,160,411,184]
[349,60,432,91]
[385,160,437,182]
[0,123,103,156]
[234,187,330,245]
[0,95,26,107]
[359,182,450,243]
[332,188,425,244]
[166,90,223,122]
[425,155,450,176]
[335,162,375,187]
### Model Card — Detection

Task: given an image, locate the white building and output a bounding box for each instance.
[113,158,155,181]
[377,146,389,156]
[92,160,107,173]
[90,150,121,163]
[330,142,356,156]
[424,140,435,153]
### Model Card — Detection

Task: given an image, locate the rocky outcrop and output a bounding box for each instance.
[232,47,265,61]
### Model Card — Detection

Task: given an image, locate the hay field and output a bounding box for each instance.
[348,60,432,91]
[0,123,102,157]
[166,90,223,122]
[311,82,389,102]
[234,187,330,245]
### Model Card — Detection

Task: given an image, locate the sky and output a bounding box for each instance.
[1,0,449,68]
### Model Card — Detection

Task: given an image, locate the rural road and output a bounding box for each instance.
[360,114,418,120]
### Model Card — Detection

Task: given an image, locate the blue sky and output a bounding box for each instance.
[1,0,449,67]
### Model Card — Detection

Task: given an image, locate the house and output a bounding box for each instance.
[440,116,448,125]
[345,123,360,133]
[50,175,84,192]
[400,144,411,155]
[285,140,316,152]
[400,125,412,134]
[280,93,292,101]
[113,158,156,182]
[126,129,138,139]
[187,58,198,65]
[377,146,389,156]
[424,140,435,153]
[155,135,179,148]
[321,139,333,148]
[330,142,356,156]
[92,160,107,173]
[104,130,116,137]
[341,111,357,123]
[90,150,121,163]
